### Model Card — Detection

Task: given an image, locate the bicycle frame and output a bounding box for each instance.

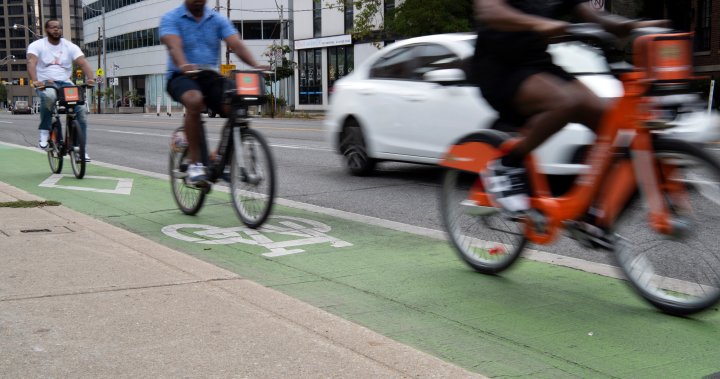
[441,32,700,245]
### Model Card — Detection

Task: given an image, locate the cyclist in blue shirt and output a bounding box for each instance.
[160,0,267,184]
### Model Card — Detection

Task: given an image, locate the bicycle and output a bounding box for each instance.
[44,83,92,179]
[169,69,276,229]
[439,24,720,315]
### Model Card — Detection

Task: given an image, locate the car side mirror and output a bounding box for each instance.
[423,69,466,84]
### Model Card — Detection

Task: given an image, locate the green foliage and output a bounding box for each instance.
[262,44,297,84]
[329,0,473,44]
[389,0,473,37]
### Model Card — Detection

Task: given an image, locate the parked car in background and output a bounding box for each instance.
[12,100,31,114]
[326,33,718,177]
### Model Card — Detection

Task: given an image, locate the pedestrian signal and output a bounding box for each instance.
[19,78,24,86]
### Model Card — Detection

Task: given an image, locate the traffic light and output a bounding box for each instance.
[76,69,82,78]
[19,78,24,86]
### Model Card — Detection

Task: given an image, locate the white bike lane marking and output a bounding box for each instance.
[39,174,134,195]
[161,216,353,257]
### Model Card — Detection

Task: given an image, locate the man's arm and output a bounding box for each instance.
[225,34,267,69]
[74,56,96,85]
[27,53,42,87]
[160,34,194,72]
[474,0,568,36]
[573,3,669,36]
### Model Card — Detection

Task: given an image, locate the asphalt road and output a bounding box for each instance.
[2,110,715,267]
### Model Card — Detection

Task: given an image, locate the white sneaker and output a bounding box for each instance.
[187,163,208,185]
[84,153,91,162]
[480,159,530,213]
[38,130,49,150]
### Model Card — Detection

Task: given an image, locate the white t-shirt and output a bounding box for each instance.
[27,38,84,82]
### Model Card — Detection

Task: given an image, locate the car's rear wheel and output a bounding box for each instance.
[340,119,376,176]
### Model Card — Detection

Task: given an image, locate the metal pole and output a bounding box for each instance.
[226,0,230,64]
[102,6,108,110]
[97,26,102,114]
[280,5,285,103]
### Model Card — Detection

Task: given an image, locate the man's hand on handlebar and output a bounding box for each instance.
[533,20,571,38]
[85,78,96,86]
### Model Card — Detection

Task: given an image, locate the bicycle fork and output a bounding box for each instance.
[630,132,688,237]
[231,125,261,184]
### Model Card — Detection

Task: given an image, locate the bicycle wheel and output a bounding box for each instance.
[613,138,720,315]
[169,128,206,215]
[47,121,63,174]
[230,128,276,229]
[69,120,86,179]
[440,167,527,274]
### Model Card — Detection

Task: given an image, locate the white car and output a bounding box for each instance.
[325,33,718,177]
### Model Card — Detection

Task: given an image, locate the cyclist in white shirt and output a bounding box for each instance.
[27,19,95,159]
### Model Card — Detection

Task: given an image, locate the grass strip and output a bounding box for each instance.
[0,200,61,208]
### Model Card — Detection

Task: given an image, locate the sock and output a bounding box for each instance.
[39,130,49,143]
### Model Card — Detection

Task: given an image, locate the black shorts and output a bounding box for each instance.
[474,56,576,125]
[166,71,234,117]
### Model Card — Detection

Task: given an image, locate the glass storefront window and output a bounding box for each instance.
[327,45,354,92]
[298,48,322,105]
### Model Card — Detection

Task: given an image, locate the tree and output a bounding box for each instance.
[389,0,473,38]
[329,0,473,44]
[262,43,297,117]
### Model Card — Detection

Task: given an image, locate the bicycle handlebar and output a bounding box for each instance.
[37,82,94,91]
[550,23,676,65]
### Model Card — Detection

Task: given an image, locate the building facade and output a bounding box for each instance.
[81,0,290,113]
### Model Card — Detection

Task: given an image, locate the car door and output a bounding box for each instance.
[360,46,420,155]
[383,43,495,161]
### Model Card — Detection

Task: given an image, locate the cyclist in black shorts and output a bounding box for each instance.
[474,0,667,212]
[160,0,268,184]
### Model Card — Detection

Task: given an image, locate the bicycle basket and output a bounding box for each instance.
[58,86,85,106]
[232,70,266,105]
[633,33,693,82]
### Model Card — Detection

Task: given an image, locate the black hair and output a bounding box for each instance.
[44,19,60,29]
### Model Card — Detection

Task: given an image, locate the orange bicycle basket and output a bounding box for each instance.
[633,33,694,82]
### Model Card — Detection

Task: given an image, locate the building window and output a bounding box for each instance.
[344,0,353,34]
[328,45,353,91]
[695,0,711,51]
[313,0,322,38]
[298,49,322,105]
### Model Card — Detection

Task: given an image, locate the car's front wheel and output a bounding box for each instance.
[340,119,376,176]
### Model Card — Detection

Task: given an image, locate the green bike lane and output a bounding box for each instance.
[2,143,719,378]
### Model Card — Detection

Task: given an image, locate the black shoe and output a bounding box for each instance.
[480,159,530,213]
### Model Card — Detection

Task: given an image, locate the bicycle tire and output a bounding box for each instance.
[69,120,86,179]
[613,138,720,315]
[440,167,527,274]
[168,128,207,215]
[47,121,63,174]
[439,132,527,274]
[230,128,276,229]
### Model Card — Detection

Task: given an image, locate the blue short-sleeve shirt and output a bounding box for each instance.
[159,4,238,77]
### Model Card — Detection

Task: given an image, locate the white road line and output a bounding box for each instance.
[0,121,13,124]
[95,129,332,152]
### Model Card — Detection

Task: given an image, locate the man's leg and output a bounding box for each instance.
[482,73,606,212]
[181,89,209,183]
[36,88,57,149]
[504,73,606,165]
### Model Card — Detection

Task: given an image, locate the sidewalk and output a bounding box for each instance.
[0,181,481,378]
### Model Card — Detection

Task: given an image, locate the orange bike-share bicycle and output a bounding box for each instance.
[439,24,720,315]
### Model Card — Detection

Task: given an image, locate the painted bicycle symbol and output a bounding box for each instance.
[161,216,353,257]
